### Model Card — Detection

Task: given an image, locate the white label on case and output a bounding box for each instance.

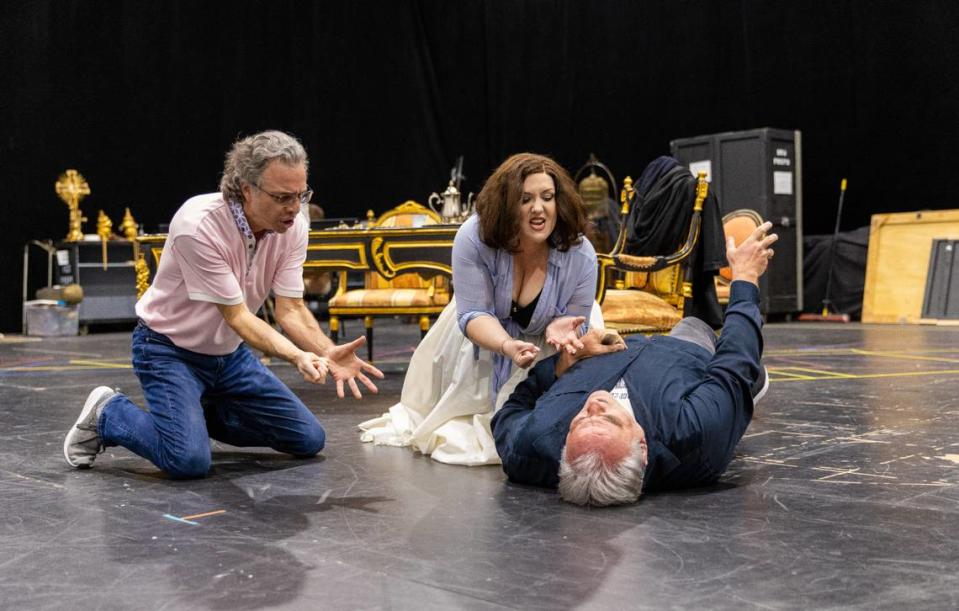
[774,171,793,195]
[688,160,712,182]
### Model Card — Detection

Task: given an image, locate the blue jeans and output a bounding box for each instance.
[99,322,326,479]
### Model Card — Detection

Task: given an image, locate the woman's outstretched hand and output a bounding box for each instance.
[545,316,587,355]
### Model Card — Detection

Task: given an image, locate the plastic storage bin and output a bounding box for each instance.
[24,300,80,336]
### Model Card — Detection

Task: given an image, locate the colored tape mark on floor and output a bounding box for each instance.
[767,369,819,381]
[774,367,857,379]
[1,358,132,373]
[771,368,959,382]
[741,457,798,468]
[180,509,226,521]
[163,509,226,525]
[68,359,133,369]
[765,347,959,357]
[850,349,959,364]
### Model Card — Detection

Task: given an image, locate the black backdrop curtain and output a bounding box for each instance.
[2,0,959,331]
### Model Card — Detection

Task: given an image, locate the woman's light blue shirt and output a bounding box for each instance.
[452,214,598,395]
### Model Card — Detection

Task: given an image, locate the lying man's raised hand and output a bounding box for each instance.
[726,220,778,286]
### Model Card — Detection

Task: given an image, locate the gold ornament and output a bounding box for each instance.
[97,210,113,270]
[120,207,140,260]
[135,251,151,299]
[55,169,90,242]
[120,208,138,240]
[578,171,609,217]
[619,176,634,215]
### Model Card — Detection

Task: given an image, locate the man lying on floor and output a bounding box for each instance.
[491,222,777,506]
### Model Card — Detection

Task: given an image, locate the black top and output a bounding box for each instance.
[510,290,542,329]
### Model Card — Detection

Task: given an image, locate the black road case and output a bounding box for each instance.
[671,127,803,315]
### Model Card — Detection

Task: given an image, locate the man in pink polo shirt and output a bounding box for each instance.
[63,130,383,478]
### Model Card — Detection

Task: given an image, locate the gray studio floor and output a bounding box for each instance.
[2,318,959,610]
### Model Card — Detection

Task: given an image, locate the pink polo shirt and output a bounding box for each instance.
[136,193,306,355]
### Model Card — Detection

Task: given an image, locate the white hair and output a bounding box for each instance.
[219,130,308,203]
[557,439,646,506]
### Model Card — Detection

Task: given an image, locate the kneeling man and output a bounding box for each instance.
[64,130,383,478]
[492,222,776,505]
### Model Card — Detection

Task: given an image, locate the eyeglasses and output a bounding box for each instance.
[252,183,313,206]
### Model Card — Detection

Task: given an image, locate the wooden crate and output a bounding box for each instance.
[862,209,959,324]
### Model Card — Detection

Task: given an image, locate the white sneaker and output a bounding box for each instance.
[752,366,770,406]
[63,386,116,468]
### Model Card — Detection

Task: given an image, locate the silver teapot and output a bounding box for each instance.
[429,180,474,222]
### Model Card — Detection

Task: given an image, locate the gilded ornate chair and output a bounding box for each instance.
[327,200,451,361]
[715,208,764,304]
[594,172,709,334]
[135,235,165,300]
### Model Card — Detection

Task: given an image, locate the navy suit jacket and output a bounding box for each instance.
[491,281,764,491]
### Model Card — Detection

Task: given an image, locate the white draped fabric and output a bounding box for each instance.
[358,297,604,466]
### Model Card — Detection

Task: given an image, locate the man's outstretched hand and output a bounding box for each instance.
[578,328,626,359]
[727,220,778,286]
[554,327,627,377]
[326,336,385,399]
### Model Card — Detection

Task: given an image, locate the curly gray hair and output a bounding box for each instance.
[557,440,646,506]
[219,130,308,203]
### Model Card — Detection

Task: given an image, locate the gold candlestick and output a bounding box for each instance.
[97,210,113,270]
[120,207,138,240]
[120,207,140,259]
[55,169,91,242]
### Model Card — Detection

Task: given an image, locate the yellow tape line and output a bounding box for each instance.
[772,368,959,382]
[849,349,959,364]
[772,367,856,379]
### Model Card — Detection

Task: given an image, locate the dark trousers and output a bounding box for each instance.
[99,322,325,478]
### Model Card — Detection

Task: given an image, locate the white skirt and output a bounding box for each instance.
[358,297,604,466]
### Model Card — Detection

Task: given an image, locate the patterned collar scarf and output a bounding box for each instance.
[227,199,272,270]
[227,200,273,240]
